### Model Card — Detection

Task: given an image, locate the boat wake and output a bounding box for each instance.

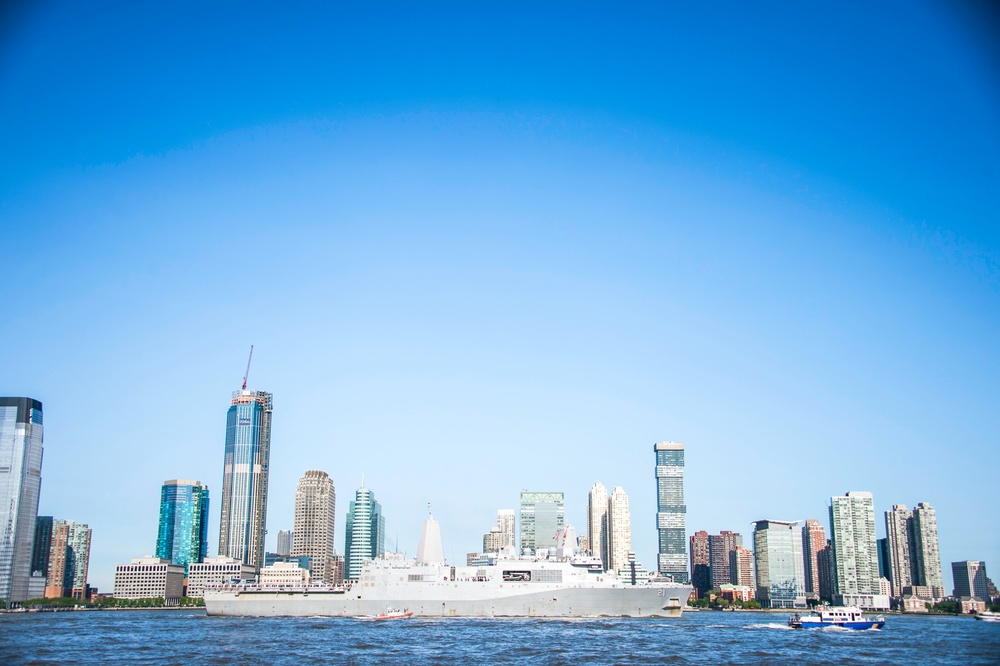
[746,622,794,630]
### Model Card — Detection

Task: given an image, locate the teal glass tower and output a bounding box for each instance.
[156,480,209,574]
[655,441,689,583]
[344,486,384,581]
[0,397,44,605]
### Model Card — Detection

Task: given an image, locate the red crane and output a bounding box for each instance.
[242,345,254,390]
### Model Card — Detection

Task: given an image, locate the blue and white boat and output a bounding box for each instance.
[788,606,885,630]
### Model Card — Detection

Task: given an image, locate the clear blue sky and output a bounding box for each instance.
[2,1,997,593]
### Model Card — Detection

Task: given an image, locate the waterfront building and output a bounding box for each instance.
[156,480,209,575]
[113,556,184,605]
[654,441,688,583]
[607,487,631,574]
[884,502,944,600]
[829,492,880,599]
[483,509,516,554]
[876,537,890,579]
[952,561,989,600]
[885,504,913,596]
[344,485,385,581]
[730,545,755,587]
[719,584,755,602]
[276,530,293,557]
[291,470,337,584]
[752,519,806,609]
[587,481,609,569]
[519,491,564,554]
[218,388,273,572]
[690,531,710,598]
[910,503,943,598]
[31,516,54,581]
[260,561,311,586]
[801,519,826,600]
[817,542,834,602]
[483,526,504,553]
[709,531,742,590]
[186,555,255,598]
[44,519,91,599]
[0,397,44,605]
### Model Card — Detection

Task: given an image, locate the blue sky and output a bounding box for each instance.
[1,2,997,593]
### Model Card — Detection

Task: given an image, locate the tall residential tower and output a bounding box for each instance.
[291,470,337,584]
[654,441,688,583]
[0,397,44,605]
[218,388,273,572]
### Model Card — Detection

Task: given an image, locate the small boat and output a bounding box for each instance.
[974,611,1000,622]
[369,607,414,621]
[788,606,885,630]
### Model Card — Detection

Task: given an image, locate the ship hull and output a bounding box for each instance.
[204,586,688,618]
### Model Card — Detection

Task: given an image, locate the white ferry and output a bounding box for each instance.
[788,606,885,630]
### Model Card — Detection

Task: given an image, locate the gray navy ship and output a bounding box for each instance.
[204,514,692,618]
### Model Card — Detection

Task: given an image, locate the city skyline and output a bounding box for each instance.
[2,3,998,594]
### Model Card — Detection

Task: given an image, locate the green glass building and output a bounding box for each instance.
[156,480,209,574]
[344,486,384,582]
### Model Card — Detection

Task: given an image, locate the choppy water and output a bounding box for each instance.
[2,609,998,664]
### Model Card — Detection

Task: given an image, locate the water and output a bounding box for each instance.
[2,609,998,664]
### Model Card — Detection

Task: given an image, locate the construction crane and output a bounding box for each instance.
[242,345,254,390]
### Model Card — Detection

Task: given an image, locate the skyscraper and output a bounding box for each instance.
[884,501,944,599]
[218,388,273,572]
[709,531,743,590]
[829,492,880,600]
[31,516,54,581]
[801,519,826,600]
[277,530,293,557]
[910,503,943,598]
[0,397,44,605]
[344,485,384,581]
[156,480,209,575]
[952,561,989,600]
[690,530,710,598]
[519,491,564,554]
[654,441,688,582]
[730,545,755,587]
[752,519,806,609]
[483,510,516,554]
[291,470,336,584]
[607,486,631,574]
[587,481,609,569]
[45,519,91,599]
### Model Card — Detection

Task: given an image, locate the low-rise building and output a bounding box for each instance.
[719,584,755,602]
[113,557,184,605]
[260,561,311,587]
[959,596,989,614]
[186,556,255,598]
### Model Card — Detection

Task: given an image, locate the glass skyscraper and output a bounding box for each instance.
[219,389,273,572]
[519,491,565,554]
[752,519,806,608]
[344,486,384,581]
[654,441,688,582]
[0,397,44,605]
[156,480,209,575]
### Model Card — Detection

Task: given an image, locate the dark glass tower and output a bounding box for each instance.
[156,480,210,575]
[654,441,689,583]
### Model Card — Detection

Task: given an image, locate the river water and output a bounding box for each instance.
[2,609,997,664]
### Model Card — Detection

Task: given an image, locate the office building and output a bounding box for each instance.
[817,542,834,602]
[483,510,516,554]
[952,561,989,600]
[884,501,944,599]
[113,556,184,605]
[186,555,255,598]
[0,397,44,605]
[654,441,688,583]
[344,485,385,581]
[31,516,54,581]
[276,530,293,557]
[218,388,273,572]
[587,481,609,568]
[730,545,755,587]
[291,470,337,584]
[45,519,91,599]
[752,519,806,609]
[519,491,564,554]
[801,519,826,600]
[155,480,209,575]
[690,531,710,598]
[709,531,742,590]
